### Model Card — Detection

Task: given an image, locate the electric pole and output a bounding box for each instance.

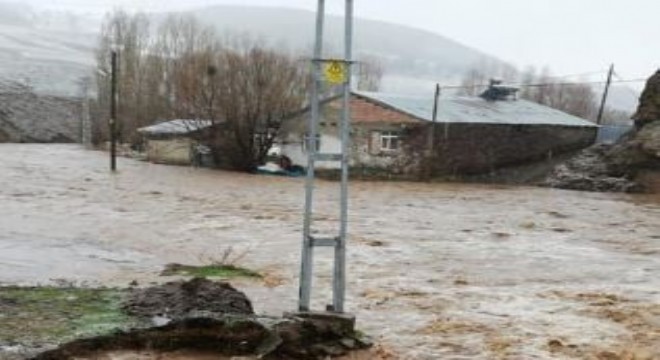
[424,84,440,180]
[110,50,118,172]
[596,64,614,125]
[299,0,354,314]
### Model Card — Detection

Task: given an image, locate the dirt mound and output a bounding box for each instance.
[33,279,372,360]
[33,313,372,360]
[73,347,397,360]
[123,278,254,319]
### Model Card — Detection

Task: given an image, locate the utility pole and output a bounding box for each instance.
[424,84,440,180]
[110,50,118,172]
[299,0,354,314]
[596,64,614,125]
[299,0,326,313]
[335,0,354,314]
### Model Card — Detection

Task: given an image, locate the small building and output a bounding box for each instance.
[279,88,598,177]
[137,119,214,165]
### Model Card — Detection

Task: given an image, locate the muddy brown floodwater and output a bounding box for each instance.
[1,144,659,359]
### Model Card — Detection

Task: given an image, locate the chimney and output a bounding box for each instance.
[480,78,519,101]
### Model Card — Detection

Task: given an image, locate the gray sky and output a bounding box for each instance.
[12,0,660,84]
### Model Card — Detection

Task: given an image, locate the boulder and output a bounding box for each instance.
[633,70,660,127]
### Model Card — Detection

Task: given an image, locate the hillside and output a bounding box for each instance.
[0,3,97,97]
[0,4,507,97]
[185,6,504,81]
[0,3,640,106]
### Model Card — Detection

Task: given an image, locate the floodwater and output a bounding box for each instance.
[1,144,659,359]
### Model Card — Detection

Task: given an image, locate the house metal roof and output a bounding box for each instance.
[353,91,598,127]
[137,119,214,136]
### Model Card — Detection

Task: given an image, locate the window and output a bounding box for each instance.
[380,131,400,151]
[302,133,321,153]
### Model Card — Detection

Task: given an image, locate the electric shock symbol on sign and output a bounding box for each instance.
[324,61,347,84]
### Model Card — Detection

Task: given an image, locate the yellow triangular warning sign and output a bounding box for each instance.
[324,61,346,84]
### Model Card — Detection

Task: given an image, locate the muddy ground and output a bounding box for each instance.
[0,144,659,359]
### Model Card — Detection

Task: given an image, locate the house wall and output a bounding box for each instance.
[280,96,597,177]
[146,137,193,165]
[280,96,419,171]
[350,122,411,172]
[404,123,597,176]
[281,129,343,170]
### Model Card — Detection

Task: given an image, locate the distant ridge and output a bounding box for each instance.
[184,5,507,79]
[0,4,508,97]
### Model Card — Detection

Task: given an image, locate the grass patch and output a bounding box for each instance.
[0,287,130,346]
[161,263,262,279]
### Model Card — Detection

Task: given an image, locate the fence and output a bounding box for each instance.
[596,125,633,144]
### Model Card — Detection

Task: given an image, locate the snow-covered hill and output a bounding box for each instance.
[0,4,509,97]
[0,3,97,97]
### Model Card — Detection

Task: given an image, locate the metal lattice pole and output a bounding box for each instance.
[334,0,354,314]
[299,0,326,312]
[298,0,353,314]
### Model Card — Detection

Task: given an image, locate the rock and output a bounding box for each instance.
[633,70,660,127]
[547,339,564,349]
[638,121,660,158]
[544,69,660,193]
[286,311,357,337]
[339,338,357,349]
[542,144,644,193]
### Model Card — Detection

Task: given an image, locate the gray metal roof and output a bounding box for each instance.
[354,91,598,127]
[137,119,214,136]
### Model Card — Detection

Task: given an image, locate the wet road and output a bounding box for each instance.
[0,144,658,359]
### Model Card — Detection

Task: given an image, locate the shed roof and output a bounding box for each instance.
[137,119,214,136]
[353,91,597,127]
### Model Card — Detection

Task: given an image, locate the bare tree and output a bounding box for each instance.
[457,59,518,96]
[209,42,308,171]
[357,55,384,92]
[519,67,601,121]
[93,11,307,171]
[457,68,487,96]
[94,10,152,143]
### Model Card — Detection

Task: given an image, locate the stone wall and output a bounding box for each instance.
[350,122,596,178]
[0,91,81,143]
[427,123,596,175]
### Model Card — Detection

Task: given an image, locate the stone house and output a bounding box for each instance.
[278,89,598,177]
[137,119,214,165]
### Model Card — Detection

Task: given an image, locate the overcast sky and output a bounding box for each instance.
[10,0,660,85]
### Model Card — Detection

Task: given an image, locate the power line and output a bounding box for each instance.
[542,69,609,80]
[441,77,648,90]
[612,71,642,100]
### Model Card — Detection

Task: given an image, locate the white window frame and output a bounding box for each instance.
[379,131,400,152]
